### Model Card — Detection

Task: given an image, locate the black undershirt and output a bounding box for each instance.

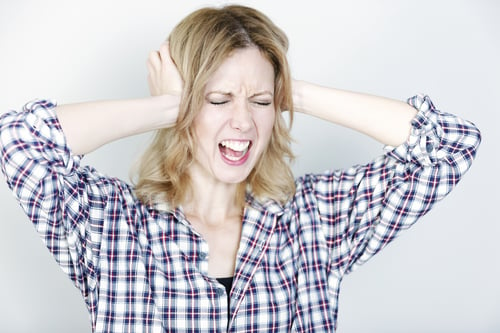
[216,276,234,321]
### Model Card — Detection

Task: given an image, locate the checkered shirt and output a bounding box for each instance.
[0,95,480,332]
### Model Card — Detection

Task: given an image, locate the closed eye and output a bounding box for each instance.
[253,101,272,106]
[209,100,229,105]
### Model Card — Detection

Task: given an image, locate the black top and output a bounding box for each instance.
[216,276,234,322]
[216,276,234,298]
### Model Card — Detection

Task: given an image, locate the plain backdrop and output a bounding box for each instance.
[0,0,498,332]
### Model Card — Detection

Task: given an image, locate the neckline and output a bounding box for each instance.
[216,276,234,282]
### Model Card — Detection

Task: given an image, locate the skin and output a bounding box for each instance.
[183,47,276,277]
[190,47,275,190]
[56,42,417,278]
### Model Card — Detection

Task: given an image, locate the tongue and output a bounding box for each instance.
[220,145,245,158]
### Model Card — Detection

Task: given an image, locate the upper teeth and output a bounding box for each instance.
[220,140,250,152]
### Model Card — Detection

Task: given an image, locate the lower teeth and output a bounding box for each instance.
[223,149,248,161]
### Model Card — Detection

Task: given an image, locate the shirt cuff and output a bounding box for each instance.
[23,99,82,176]
[385,94,446,167]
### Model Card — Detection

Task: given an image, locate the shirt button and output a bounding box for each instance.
[426,141,434,153]
[198,252,207,261]
[216,288,225,297]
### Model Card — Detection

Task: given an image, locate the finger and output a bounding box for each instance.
[158,42,170,60]
[147,50,161,70]
[158,42,177,68]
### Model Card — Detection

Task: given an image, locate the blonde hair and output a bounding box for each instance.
[133,5,295,207]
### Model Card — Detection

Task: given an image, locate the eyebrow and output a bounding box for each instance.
[206,90,274,97]
[252,91,274,97]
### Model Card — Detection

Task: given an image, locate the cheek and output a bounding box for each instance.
[192,122,213,160]
[257,112,276,143]
[192,112,214,145]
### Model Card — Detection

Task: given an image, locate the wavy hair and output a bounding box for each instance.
[133,5,295,207]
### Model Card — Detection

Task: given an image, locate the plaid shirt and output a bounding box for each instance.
[0,95,480,332]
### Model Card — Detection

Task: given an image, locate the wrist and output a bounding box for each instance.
[151,94,181,128]
[292,79,306,114]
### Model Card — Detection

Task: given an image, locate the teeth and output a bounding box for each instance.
[220,140,250,152]
[224,154,243,162]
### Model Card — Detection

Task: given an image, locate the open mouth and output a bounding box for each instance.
[219,139,252,163]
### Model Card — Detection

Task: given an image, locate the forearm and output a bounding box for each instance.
[56,94,180,155]
[292,80,417,146]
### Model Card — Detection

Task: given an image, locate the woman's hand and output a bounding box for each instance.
[55,42,183,155]
[147,42,183,96]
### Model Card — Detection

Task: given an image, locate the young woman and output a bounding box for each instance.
[0,5,480,332]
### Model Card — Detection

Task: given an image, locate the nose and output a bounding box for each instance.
[229,100,252,132]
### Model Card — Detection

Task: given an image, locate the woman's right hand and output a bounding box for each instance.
[147,42,183,97]
[55,42,183,155]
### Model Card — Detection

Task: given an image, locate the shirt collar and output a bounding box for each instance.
[244,191,285,217]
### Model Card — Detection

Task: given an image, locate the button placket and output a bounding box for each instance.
[231,287,242,300]
[196,240,210,276]
[215,287,225,297]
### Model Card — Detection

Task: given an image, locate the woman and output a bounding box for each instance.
[0,5,480,332]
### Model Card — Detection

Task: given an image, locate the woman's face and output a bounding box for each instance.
[190,47,276,186]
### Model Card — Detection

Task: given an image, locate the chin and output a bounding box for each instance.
[216,172,250,185]
[214,163,254,184]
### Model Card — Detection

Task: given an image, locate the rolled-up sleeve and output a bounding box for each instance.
[0,99,108,300]
[300,94,481,277]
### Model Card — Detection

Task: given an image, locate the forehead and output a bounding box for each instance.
[204,47,275,93]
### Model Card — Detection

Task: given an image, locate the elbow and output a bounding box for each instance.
[462,120,482,162]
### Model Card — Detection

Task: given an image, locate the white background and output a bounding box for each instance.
[0,0,498,332]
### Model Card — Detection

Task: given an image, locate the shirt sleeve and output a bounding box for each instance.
[0,99,122,300]
[299,94,481,277]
